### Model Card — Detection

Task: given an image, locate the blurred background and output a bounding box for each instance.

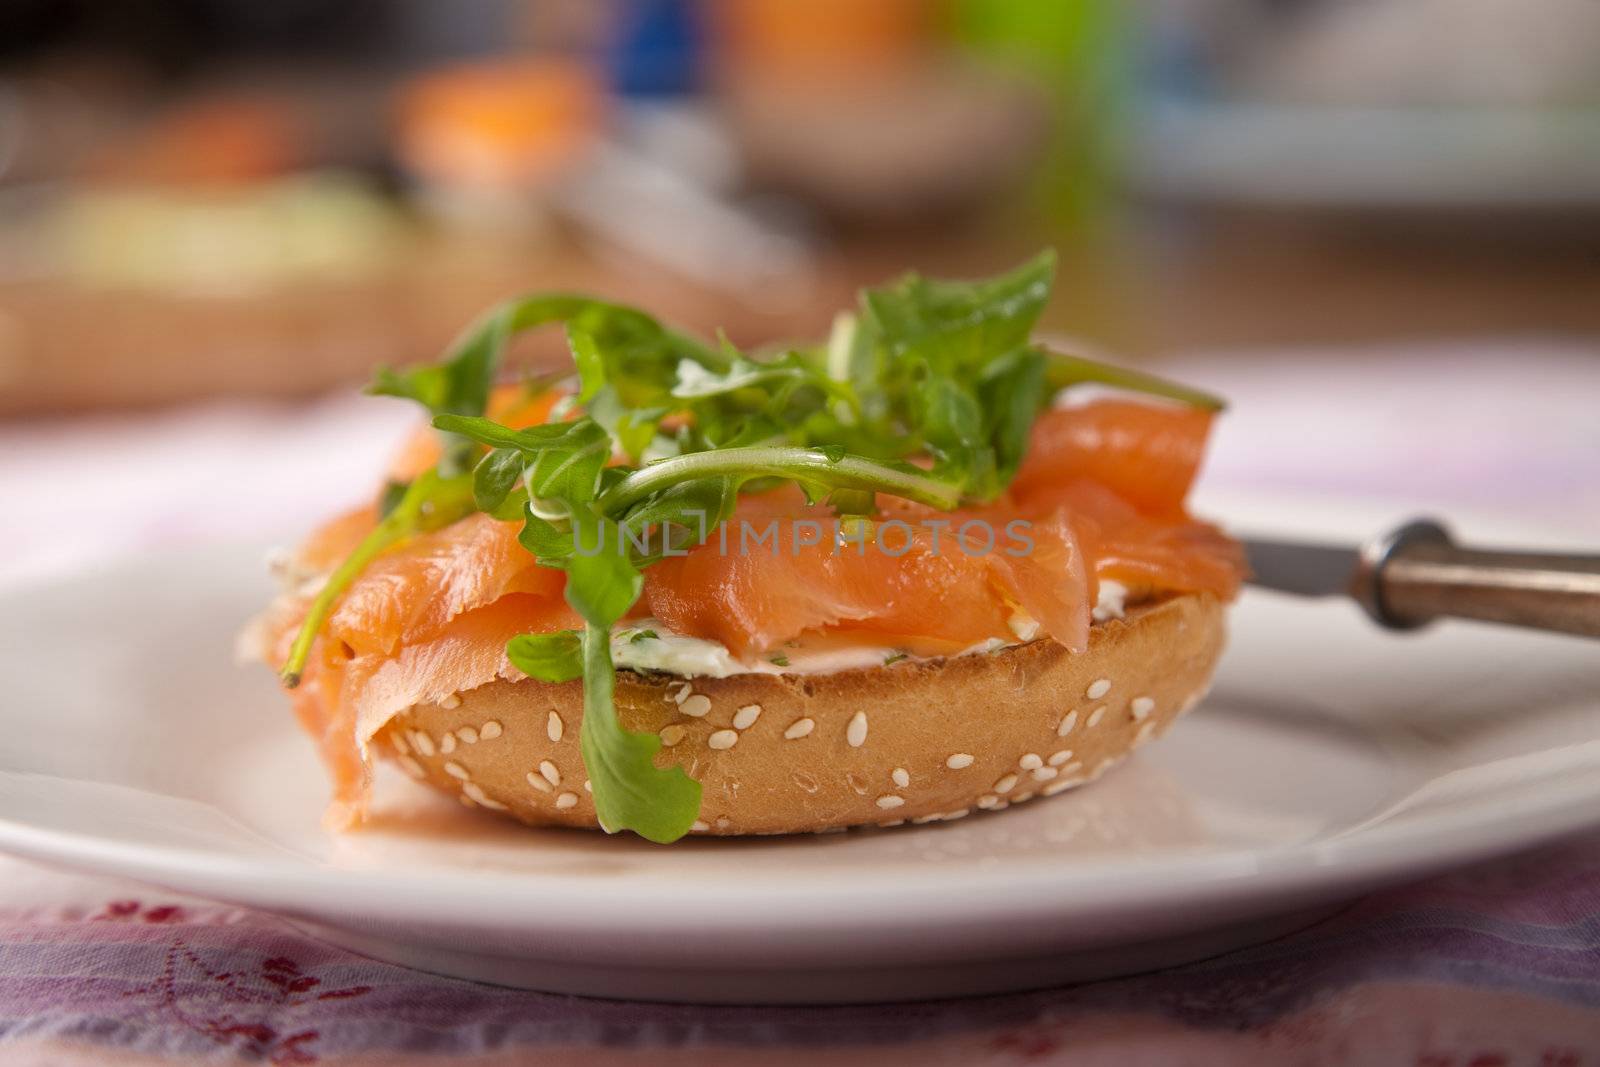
[0,0,1597,581]
[1,0,1597,415]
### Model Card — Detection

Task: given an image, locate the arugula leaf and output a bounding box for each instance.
[369,307,508,419]
[565,507,644,626]
[614,476,735,563]
[472,448,525,514]
[430,414,571,451]
[979,347,1049,487]
[578,622,701,842]
[562,505,699,843]
[915,374,990,493]
[526,420,610,502]
[862,249,1055,371]
[507,631,583,683]
[517,508,576,565]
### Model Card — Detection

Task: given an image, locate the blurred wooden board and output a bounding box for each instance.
[1,215,1597,416]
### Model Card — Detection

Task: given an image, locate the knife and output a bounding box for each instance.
[1243,520,1600,639]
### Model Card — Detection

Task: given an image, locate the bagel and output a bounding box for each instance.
[378,593,1224,835]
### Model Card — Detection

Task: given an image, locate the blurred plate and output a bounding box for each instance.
[0,502,1597,1003]
[1136,101,1600,209]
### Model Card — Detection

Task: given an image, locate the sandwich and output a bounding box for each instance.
[244,251,1244,843]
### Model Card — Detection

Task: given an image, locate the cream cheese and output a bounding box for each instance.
[1092,579,1128,623]
[609,575,1129,680]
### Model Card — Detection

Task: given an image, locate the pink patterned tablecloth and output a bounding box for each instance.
[1,342,1598,1065]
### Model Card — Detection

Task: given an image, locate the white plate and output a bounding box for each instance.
[2,516,1598,1003]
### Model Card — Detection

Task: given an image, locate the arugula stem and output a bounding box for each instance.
[597,446,963,515]
[1041,349,1225,411]
[279,472,473,688]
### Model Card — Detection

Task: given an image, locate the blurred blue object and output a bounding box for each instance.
[608,0,704,99]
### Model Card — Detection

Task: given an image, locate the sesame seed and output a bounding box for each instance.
[715,816,731,830]
[847,711,869,748]
[391,732,410,756]
[708,729,739,750]
[1019,753,1043,770]
[912,813,941,824]
[457,726,479,745]
[1131,696,1156,721]
[1087,706,1107,728]
[583,780,591,792]
[539,760,560,786]
[681,694,713,718]
[1012,791,1036,804]
[876,795,905,809]
[883,819,908,827]
[439,733,458,755]
[411,731,436,757]
[1057,710,1078,737]
[946,753,975,769]
[555,792,578,810]
[1032,766,1059,782]
[443,761,469,780]
[733,704,762,730]
[659,725,687,747]
[942,809,970,821]
[690,820,709,832]
[1136,721,1156,745]
[525,772,552,793]
[547,711,564,743]
[1043,780,1076,797]
[976,794,1001,809]
[462,783,507,811]
[671,682,692,704]
[1049,749,1073,766]
[1093,758,1114,778]
[784,718,815,740]
[993,773,1019,794]
[398,755,425,779]
[1086,678,1111,700]
[439,691,462,710]
[480,720,503,740]
[892,767,910,788]
[1062,762,1083,776]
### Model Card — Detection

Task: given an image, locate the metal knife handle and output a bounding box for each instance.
[1351,520,1600,638]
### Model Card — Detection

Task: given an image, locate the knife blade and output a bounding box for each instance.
[1242,538,1360,599]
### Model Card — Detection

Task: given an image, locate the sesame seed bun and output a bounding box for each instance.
[380,593,1225,835]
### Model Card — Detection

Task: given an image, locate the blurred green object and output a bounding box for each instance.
[948,0,1131,226]
[46,174,404,295]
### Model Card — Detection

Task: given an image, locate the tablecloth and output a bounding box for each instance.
[1,340,1597,1065]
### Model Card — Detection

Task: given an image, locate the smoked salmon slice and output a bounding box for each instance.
[1011,400,1214,517]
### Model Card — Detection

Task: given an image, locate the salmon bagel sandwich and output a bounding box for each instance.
[243,251,1245,843]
